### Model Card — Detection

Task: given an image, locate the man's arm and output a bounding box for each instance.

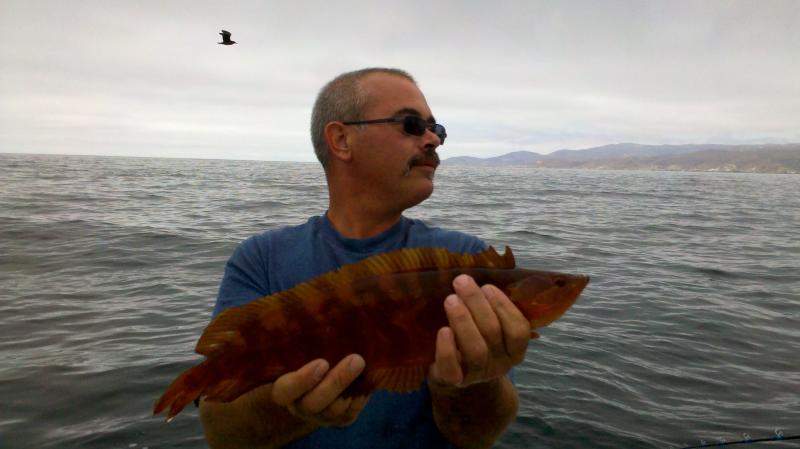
[200,355,370,449]
[428,275,532,449]
[430,376,519,449]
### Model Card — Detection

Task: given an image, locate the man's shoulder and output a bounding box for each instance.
[216,216,325,313]
[238,216,321,252]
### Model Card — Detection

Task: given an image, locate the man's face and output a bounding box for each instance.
[349,73,442,210]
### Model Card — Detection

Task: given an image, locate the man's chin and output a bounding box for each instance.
[416,182,435,201]
[398,180,434,209]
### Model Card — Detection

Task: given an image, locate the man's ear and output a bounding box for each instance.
[324,121,352,163]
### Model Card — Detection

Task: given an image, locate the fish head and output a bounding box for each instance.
[504,271,589,329]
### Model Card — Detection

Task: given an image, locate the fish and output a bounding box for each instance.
[153,246,589,420]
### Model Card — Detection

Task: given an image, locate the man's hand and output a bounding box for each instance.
[426,274,527,449]
[271,354,371,428]
[199,355,370,449]
[429,274,531,388]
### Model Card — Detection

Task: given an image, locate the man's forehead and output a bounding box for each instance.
[361,73,432,117]
[391,107,436,123]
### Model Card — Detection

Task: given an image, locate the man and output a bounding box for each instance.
[199,68,531,449]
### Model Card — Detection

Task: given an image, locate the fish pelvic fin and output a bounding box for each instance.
[363,365,427,394]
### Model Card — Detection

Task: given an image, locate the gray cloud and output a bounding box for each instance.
[1,0,798,160]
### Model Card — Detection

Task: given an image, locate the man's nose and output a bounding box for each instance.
[422,128,441,150]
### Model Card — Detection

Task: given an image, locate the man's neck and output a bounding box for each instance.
[326,203,402,240]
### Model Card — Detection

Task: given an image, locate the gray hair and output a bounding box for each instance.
[310,68,416,168]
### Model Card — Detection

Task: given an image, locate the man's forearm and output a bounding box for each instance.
[429,377,519,449]
[199,384,319,449]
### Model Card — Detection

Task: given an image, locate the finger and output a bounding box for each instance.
[292,393,370,428]
[349,395,370,415]
[452,275,503,353]
[341,395,371,426]
[320,396,353,422]
[272,359,329,406]
[296,354,365,415]
[485,285,532,364]
[430,327,463,386]
[444,292,489,377]
[329,395,370,427]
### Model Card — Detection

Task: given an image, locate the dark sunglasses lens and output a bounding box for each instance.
[402,116,446,144]
[432,124,446,144]
[402,116,428,136]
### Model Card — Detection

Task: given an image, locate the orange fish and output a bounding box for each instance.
[154,246,589,420]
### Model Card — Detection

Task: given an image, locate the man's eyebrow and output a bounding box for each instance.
[394,107,436,123]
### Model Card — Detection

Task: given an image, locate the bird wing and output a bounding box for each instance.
[220,30,231,37]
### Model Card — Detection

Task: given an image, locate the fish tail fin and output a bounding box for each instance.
[153,359,214,421]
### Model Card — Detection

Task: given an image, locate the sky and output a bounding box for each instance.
[1,0,798,162]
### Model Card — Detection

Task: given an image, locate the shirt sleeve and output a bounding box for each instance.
[211,236,270,318]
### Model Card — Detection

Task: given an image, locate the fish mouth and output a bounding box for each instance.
[565,274,590,304]
[529,274,590,329]
[574,275,590,291]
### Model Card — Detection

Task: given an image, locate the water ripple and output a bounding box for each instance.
[1,155,799,448]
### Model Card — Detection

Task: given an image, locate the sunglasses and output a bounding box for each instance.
[342,116,447,145]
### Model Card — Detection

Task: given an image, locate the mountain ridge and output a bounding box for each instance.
[442,143,800,174]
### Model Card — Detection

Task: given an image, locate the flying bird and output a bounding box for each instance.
[218,30,236,45]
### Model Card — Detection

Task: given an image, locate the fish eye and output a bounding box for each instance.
[554,277,566,288]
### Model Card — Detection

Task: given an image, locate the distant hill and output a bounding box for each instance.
[442,143,800,174]
[444,150,544,167]
[545,143,725,160]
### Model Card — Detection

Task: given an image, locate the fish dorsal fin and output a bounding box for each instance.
[365,365,427,393]
[318,245,515,284]
[194,246,516,357]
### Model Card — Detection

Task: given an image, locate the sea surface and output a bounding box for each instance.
[1,153,798,449]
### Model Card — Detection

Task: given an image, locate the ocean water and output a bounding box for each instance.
[1,153,798,449]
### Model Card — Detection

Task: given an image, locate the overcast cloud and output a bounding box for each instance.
[1,0,798,161]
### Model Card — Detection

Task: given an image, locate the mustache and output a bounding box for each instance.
[406,150,440,171]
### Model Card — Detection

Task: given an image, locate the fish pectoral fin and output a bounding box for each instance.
[366,365,427,393]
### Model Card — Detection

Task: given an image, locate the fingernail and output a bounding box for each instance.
[349,355,365,374]
[313,360,329,380]
[454,274,469,288]
[481,285,494,299]
[445,294,459,308]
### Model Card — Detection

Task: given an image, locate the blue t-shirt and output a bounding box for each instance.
[212,213,487,449]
